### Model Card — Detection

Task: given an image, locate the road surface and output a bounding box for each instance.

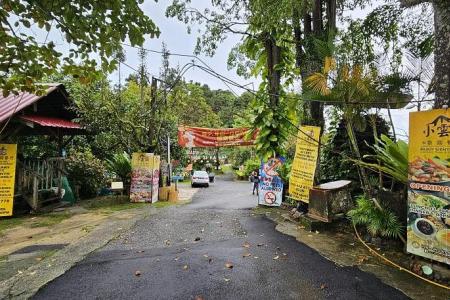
[34,175,408,300]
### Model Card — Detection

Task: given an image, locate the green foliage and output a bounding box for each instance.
[168,82,221,128]
[0,0,159,95]
[320,112,391,183]
[277,159,292,184]
[234,157,260,180]
[356,135,408,184]
[105,152,132,184]
[65,148,106,199]
[348,195,403,239]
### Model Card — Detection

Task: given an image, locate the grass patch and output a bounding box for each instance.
[80,195,146,212]
[0,217,27,236]
[29,213,73,228]
[152,201,175,208]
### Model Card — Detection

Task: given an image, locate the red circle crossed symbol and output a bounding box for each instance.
[264,191,276,204]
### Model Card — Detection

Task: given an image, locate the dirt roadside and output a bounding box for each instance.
[0,186,197,300]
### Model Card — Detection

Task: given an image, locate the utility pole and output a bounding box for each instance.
[167,134,172,186]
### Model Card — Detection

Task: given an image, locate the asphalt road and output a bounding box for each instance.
[34,176,408,300]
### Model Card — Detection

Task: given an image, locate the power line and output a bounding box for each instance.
[120,43,435,106]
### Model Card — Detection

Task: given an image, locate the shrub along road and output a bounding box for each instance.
[33,176,408,299]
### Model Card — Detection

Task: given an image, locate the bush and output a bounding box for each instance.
[105,152,132,184]
[66,149,106,199]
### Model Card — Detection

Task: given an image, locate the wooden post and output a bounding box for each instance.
[33,176,39,211]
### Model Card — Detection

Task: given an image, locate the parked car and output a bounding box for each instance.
[191,170,209,187]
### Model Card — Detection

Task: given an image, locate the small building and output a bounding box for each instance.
[0,84,86,212]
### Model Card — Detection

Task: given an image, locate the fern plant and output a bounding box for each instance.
[348,195,403,239]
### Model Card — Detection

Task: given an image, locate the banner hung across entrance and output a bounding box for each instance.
[178,126,257,148]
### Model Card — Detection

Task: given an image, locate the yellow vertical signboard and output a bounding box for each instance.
[407,109,450,265]
[0,144,17,217]
[289,126,321,203]
[130,153,154,203]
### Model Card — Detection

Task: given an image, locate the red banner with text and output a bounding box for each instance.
[178,126,257,148]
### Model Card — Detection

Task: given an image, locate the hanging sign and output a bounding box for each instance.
[152,155,160,203]
[178,126,257,148]
[258,157,284,207]
[289,126,321,203]
[0,144,17,217]
[407,109,450,265]
[130,153,154,203]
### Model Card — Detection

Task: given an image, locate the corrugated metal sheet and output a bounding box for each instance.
[0,84,60,123]
[19,115,82,129]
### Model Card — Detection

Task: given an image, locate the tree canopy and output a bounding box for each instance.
[0,0,159,96]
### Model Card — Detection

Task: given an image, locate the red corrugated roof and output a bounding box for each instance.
[0,84,60,123]
[20,115,82,129]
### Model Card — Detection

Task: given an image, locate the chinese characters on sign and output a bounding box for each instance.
[0,144,17,217]
[258,157,284,207]
[178,126,257,148]
[130,153,154,203]
[289,126,321,203]
[407,109,450,265]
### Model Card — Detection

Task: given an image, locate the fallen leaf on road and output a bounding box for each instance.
[225,262,234,269]
[273,256,279,260]
[349,243,355,246]
[356,255,369,264]
[183,265,189,270]
[242,241,251,248]
[320,283,327,289]
[35,257,43,262]
[243,253,251,258]
[29,271,36,275]
[135,270,141,276]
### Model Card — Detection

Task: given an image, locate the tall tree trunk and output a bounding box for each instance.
[313,0,323,35]
[400,0,449,108]
[264,33,281,107]
[326,0,337,34]
[310,0,324,129]
[292,7,303,69]
[433,0,450,108]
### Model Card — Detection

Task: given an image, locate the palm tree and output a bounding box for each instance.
[305,61,376,194]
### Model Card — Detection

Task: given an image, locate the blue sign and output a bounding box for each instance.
[258,157,284,206]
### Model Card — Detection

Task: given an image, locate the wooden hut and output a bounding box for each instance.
[0,84,86,212]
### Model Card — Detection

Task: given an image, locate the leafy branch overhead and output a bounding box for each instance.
[0,0,160,95]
